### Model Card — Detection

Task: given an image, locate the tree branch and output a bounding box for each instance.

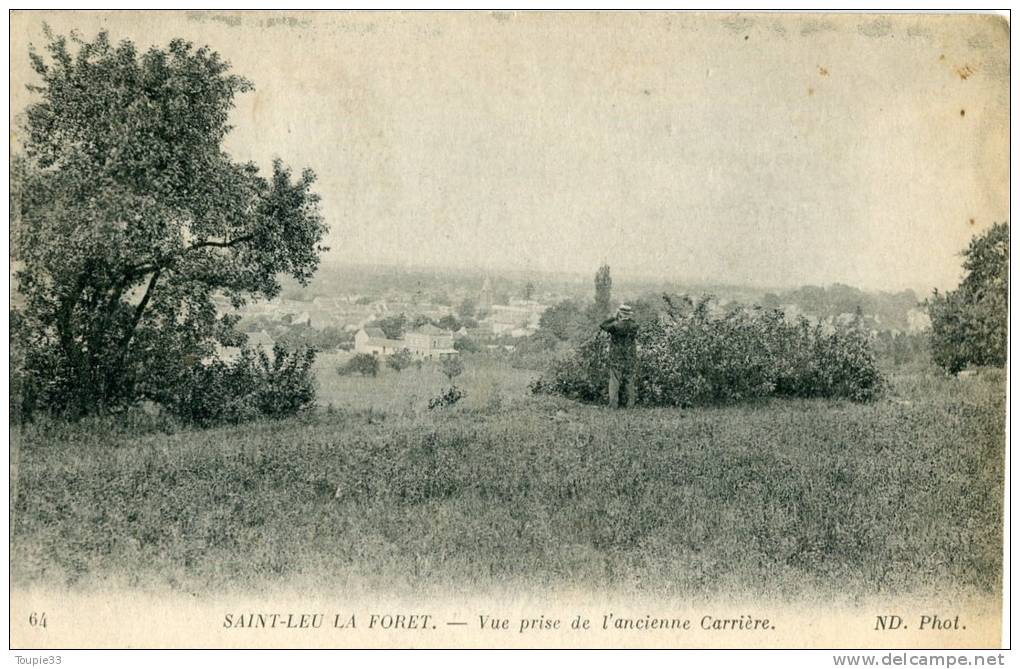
[184,234,254,252]
[119,234,253,281]
[124,262,160,277]
[116,268,162,362]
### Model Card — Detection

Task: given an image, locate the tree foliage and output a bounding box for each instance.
[538,299,588,342]
[453,336,481,354]
[926,222,1009,373]
[370,313,407,340]
[440,356,464,381]
[436,314,461,332]
[386,348,415,372]
[458,297,477,320]
[517,298,590,356]
[161,344,317,426]
[339,353,379,377]
[10,29,328,419]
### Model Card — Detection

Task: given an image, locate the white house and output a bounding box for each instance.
[354,327,403,356]
[403,323,458,359]
[480,302,548,336]
[354,324,458,359]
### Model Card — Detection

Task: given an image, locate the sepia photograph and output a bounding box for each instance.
[8,10,1009,651]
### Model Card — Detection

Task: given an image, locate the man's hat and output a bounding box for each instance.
[618,304,633,315]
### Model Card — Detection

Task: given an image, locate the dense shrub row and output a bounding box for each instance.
[531,295,884,406]
[158,345,317,426]
[11,335,319,426]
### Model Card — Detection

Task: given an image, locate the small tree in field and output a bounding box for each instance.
[431,356,466,409]
[10,29,327,419]
[386,348,415,372]
[339,353,379,377]
[926,222,1009,373]
[440,356,464,382]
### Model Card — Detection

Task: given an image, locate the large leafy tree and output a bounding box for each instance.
[926,222,1009,373]
[11,29,328,417]
[537,299,587,342]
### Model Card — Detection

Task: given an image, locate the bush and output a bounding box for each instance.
[159,344,317,426]
[338,353,379,377]
[440,356,464,381]
[531,295,885,407]
[453,336,481,354]
[386,348,415,372]
[429,385,465,410]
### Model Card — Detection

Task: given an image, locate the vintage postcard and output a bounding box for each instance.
[8,10,1009,650]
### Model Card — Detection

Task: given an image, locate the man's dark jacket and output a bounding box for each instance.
[599,317,639,370]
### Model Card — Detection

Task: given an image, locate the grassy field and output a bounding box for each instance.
[10,356,1005,601]
[313,351,536,414]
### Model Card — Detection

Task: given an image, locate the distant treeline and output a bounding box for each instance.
[280,265,924,333]
[759,284,922,332]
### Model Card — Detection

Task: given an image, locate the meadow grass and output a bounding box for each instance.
[10,358,1004,601]
[313,352,534,414]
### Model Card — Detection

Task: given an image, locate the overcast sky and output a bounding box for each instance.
[10,11,1010,292]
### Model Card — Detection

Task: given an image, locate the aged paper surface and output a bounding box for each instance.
[9,10,1008,649]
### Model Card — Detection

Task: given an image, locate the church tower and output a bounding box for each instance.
[478,277,493,317]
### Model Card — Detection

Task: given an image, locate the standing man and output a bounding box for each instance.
[599,304,639,409]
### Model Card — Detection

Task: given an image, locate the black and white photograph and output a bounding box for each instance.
[8,10,1009,651]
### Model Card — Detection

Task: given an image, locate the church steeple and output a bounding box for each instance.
[479,277,493,317]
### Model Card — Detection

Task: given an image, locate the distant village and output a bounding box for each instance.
[217,277,553,357]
